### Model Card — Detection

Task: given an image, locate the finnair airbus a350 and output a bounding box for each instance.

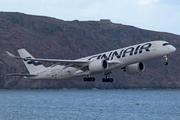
[6,41,176,82]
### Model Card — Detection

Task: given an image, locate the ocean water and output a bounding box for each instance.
[0,89,180,120]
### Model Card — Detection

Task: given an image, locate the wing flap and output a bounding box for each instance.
[6,73,37,77]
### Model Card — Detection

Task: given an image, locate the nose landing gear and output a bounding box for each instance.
[163,55,168,65]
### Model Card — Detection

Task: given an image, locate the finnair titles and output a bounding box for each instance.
[6,41,176,82]
[88,43,151,61]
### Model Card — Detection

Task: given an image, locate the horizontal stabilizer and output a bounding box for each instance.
[6,73,37,77]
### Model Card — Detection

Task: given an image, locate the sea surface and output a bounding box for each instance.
[0,89,180,120]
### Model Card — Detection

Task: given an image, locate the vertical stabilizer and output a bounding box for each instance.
[17,49,46,74]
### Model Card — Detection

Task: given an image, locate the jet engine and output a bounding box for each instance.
[89,60,108,73]
[125,62,145,74]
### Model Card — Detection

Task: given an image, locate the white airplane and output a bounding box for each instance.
[6,40,176,82]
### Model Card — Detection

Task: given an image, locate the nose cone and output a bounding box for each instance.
[170,45,176,53]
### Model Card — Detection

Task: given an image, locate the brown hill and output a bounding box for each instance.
[0,12,180,89]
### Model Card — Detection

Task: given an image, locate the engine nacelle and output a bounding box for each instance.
[125,62,145,74]
[89,60,108,73]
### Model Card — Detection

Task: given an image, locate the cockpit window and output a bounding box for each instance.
[163,43,170,46]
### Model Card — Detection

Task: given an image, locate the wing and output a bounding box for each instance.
[6,51,120,71]
[6,51,89,66]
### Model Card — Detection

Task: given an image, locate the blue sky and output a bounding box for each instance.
[0,0,180,35]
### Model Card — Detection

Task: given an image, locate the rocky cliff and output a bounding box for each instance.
[0,12,180,89]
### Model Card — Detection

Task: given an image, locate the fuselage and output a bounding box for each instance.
[28,40,176,80]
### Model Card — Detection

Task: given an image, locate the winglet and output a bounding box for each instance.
[6,51,21,59]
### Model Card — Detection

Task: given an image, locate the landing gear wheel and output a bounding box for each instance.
[84,77,87,82]
[164,62,168,65]
[92,77,95,81]
[107,78,112,82]
[110,78,113,82]
[102,78,114,82]
[83,77,95,82]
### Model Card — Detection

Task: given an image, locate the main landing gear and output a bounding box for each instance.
[163,55,168,65]
[83,72,114,82]
[83,77,95,82]
[102,72,114,82]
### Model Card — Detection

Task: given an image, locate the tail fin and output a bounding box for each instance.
[17,49,46,74]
